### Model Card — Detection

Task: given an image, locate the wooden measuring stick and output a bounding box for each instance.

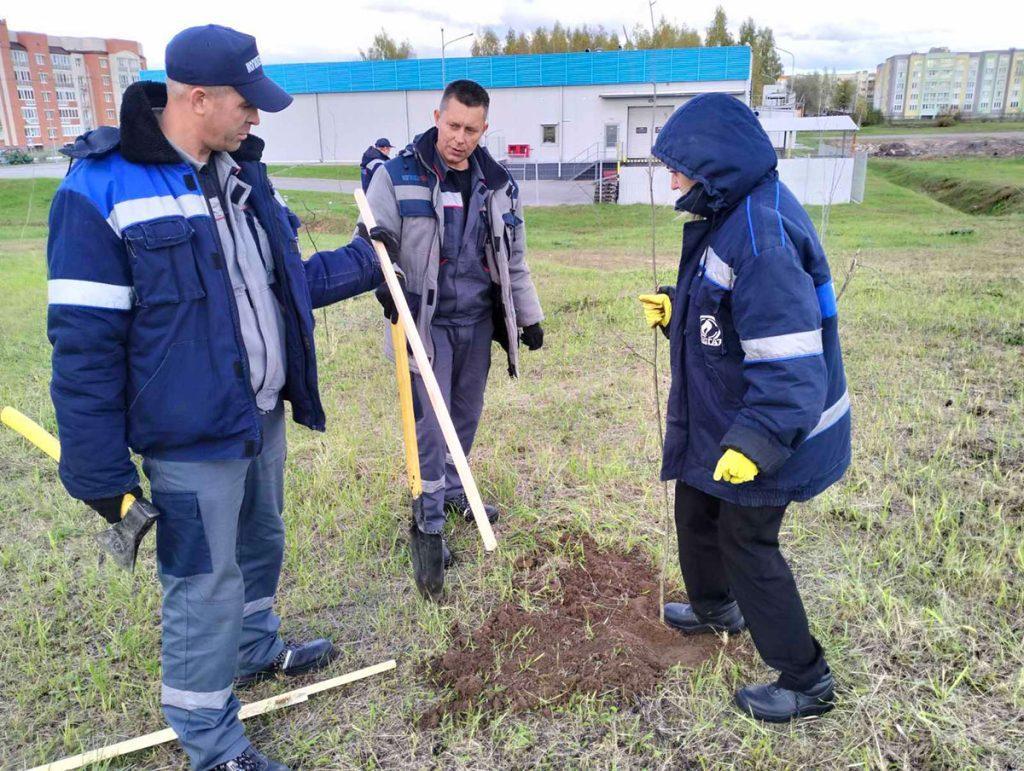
[29,659,397,771]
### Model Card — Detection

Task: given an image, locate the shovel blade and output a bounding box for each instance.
[408,511,443,602]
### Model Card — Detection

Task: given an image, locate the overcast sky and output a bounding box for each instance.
[6,1,1016,74]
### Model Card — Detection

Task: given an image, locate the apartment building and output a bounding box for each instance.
[874,47,1022,119]
[0,18,145,149]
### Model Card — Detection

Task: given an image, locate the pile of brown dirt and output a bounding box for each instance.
[421,535,727,726]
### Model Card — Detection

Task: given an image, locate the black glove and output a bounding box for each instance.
[375,273,409,324]
[85,485,144,525]
[356,222,400,263]
[520,323,544,351]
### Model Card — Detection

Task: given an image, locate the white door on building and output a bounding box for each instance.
[626,105,675,158]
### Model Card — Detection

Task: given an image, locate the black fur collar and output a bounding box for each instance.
[119,80,265,165]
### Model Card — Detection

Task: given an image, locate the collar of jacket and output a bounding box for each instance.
[62,80,266,165]
[405,126,511,192]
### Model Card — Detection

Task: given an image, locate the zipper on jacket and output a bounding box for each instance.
[194,164,264,456]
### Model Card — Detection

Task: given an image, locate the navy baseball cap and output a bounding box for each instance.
[165,24,292,112]
[375,138,393,148]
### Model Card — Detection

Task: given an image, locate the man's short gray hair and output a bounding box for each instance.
[166,77,232,99]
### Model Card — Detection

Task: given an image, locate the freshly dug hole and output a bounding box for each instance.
[422,534,731,725]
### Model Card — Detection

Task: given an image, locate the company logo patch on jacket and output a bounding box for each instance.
[700,314,722,347]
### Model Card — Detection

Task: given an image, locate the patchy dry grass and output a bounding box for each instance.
[0,165,1022,768]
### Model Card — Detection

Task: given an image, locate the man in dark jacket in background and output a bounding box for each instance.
[47,25,386,770]
[360,137,392,191]
[638,93,851,723]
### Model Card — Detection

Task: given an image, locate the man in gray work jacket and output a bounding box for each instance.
[362,79,544,599]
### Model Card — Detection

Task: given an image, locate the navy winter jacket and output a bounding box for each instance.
[47,81,382,501]
[653,93,851,507]
[360,146,389,192]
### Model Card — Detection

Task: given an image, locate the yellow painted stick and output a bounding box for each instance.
[28,659,397,771]
[2,406,60,462]
[355,189,497,552]
[391,321,422,498]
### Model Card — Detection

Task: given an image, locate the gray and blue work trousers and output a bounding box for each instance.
[144,403,287,769]
[412,318,493,534]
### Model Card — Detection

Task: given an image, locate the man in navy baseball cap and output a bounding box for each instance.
[360,137,394,191]
[165,24,292,112]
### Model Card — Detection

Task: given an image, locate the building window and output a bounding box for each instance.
[51,53,71,68]
[11,49,28,65]
[39,73,48,84]
[45,110,54,120]
[56,88,76,103]
[541,124,557,144]
[102,75,110,86]
[104,92,113,103]
[42,91,51,102]
[604,124,619,149]
[106,109,115,119]
[48,127,57,139]
[17,86,35,101]
[14,68,31,84]
[100,58,108,69]
[35,53,45,65]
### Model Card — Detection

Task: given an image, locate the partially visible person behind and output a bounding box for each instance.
[46,24,387,770]
[360,137,392,191]
[638,92,851,723]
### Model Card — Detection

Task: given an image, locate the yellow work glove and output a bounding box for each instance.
[713,449,759,484]
[638,292,672,328]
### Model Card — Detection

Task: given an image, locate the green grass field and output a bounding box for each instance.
[267,163,361,181]
[0,160,1022,768]
[873,157,1024,216]
[857,120,1024,136]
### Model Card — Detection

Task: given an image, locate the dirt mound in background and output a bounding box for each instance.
[421,535,725,726]
[864,136,1024,159]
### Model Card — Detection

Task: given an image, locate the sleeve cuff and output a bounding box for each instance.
[720,421,791,476]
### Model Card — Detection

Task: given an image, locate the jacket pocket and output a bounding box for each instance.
[128,338,228,451]
[153,490,213,578]
[693,280,745,404]
[123,216,206,307]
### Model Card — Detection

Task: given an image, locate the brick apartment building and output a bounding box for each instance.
[0,18,146,149]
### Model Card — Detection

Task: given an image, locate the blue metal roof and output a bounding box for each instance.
[142,46,750,94]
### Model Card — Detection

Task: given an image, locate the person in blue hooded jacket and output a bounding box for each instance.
[360,137,393,191]
[46,25,390,770]
[637,93,851,723]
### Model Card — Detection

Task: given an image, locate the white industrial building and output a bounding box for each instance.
[143,46,752,174]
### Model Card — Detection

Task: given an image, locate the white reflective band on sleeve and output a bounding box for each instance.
[48,279,134,310]
[107,193,208,235]
[367,159,385,171]
[161,683,232,711]
[421,477,446,493]
[440,191,463,208]
[807,390,851,439]
[702,246,734,290]
[242,596,274,617]
[741,329,823,362]
[394,185,432,202]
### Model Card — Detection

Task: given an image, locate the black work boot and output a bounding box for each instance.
[235,638,336,687]
[734,670,836,722]
[211,746,290,771]
[664,601,746,634]
[409,521,444,601]
[444,493,499,525]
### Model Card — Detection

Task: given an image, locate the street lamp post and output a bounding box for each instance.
[440,27,474,86]
[774,45,796,102]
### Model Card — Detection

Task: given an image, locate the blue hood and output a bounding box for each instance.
[652,93,777,214]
